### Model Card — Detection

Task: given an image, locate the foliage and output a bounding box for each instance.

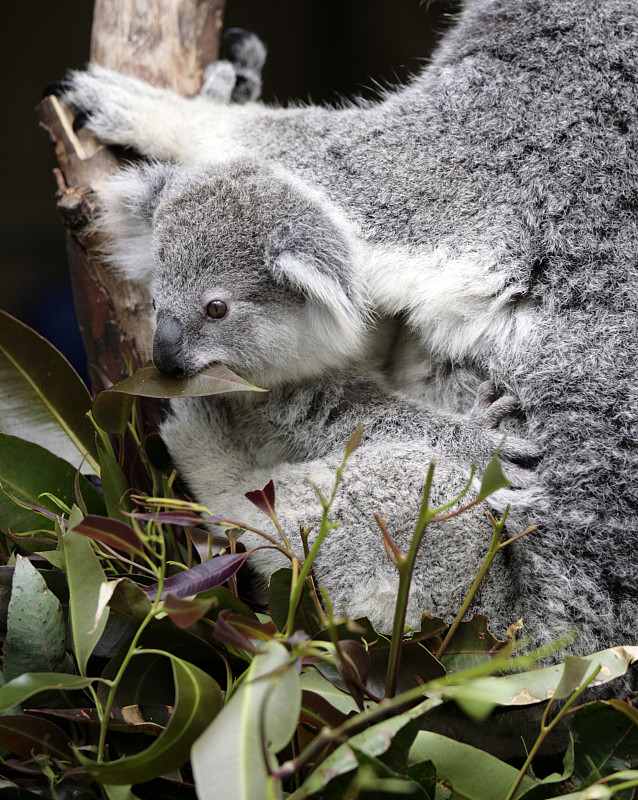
[0,308,636,800]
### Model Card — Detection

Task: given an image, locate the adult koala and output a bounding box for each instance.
[55,1,638,659]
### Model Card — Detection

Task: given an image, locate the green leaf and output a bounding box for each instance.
[269,567,323,635]
[63,512,110,675]
[290,697,443,800]
[0,714,73,760]
[441,677,515,721]
[103,786,142,800]
[552,654,590,701]
[0,310,99,474]
[0,434,105,534]
[3,555,67,681]
[78,652,222,785]
[92,362,266,434]
[439,614,507,673]
[571,703,638,791]
[408,731,535,799]
[492,646,638,707]
[299,669,360,716]
[477,454,510,501]
[333,747,430,799]
[191,640,301,800]
[96,577,153,623]
[0,673,96,711]
[98,447,133,521]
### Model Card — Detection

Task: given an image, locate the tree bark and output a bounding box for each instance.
[37,0,226,391]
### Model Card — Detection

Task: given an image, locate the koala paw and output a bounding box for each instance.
[201,28,267,104]
[471,381,542,489]
[44,65,136,143]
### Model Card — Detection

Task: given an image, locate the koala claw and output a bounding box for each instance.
[222,28,268,72]
[472,381,520,428]
[72,110,93,133]
[42,79,74,99]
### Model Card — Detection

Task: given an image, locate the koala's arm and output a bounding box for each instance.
[59,62,344,167]
[264,378,542,502]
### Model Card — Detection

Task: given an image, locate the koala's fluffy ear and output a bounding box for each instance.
[100,162,173,281]
[266,217,368,346]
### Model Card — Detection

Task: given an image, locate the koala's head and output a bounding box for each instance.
[102,159,369,386]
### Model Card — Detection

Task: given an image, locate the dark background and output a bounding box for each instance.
[1,1,457,376]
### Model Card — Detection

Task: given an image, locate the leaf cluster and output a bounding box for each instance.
[0,309,637,800]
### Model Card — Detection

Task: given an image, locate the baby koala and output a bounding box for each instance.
[103,157,532,634]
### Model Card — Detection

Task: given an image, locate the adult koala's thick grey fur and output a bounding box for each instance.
[58,0,638,658]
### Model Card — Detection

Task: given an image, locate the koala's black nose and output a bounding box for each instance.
[153,315,187,378]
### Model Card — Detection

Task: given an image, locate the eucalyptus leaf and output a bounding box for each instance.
[98,447,133,521]
[0,310,99,474]
[191,640,301,800]
[63,516,110,675]
[0,434,105,534]
[0,714,73,760]
[269,567,323,635]
[493,646,638,707]
[78,652,222,785]
[299,668,360,716]
[0,673,96,711]
[96,577,152,624]
[290,697,443,799]
[3,555,67,681]
[72,513,146,556]
[144,551,250,601]
[92,362,266,434]
[477,453,510,500]
[408,731,535,799]
[571,703,638,792]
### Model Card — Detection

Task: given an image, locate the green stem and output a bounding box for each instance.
[435,511,508,661]
[503,665,603,800]
[95,533,166,762]
[384,463,435,698]
[284,451,350,638]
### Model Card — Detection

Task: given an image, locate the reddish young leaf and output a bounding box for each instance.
[72,514,146,555]
[162,593,215,629]
[144,552,250,601]
[211,612,258,653]
[300,690,349,730]
[244,480,276,518]
[220,611,278,640]
[26,705,170,733]
[0,715,73,760]
[129,509,205,527]
[0,488,58,522]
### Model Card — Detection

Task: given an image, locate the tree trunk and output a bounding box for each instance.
[37,0,226,391]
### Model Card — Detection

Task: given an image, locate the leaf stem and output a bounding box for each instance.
[284,444,352,638]
[503,664,603,800]
[95,527,167,762]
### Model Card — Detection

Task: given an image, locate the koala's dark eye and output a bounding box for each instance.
[207,300,228,319]
[152,299,156,310]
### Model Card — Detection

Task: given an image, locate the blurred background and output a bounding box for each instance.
[0,0,457,380]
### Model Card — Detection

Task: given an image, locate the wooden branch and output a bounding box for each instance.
[37,0,226,390]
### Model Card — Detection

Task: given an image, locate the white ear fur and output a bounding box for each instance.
[272,251,366,347]
[100,163,170,282]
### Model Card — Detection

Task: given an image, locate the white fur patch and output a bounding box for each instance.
[100,172,155,280]
[363,243,527,362]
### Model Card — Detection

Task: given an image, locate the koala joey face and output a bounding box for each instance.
[128,160,368,386]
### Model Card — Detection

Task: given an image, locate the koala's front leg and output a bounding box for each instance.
[47,58,255,164]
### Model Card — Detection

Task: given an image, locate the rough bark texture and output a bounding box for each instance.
[37,0,226,390]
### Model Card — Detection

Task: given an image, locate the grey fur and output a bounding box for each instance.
[60,0,638,663]
[120,160,536,638]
